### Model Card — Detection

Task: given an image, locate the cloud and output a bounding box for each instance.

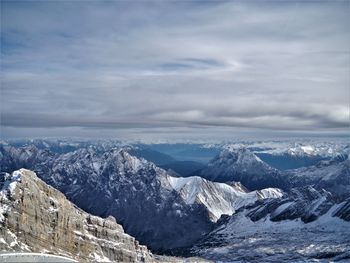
[0,0,349,139]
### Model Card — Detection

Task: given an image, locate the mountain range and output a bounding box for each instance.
[0,144,283,251]
[1,140,349,262]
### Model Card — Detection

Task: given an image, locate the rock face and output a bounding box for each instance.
[246,186,335,223]
[0,169,154,262]
[332,198,350,221]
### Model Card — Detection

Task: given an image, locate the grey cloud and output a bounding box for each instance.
[0,0,349,139]
[1,112,176,129]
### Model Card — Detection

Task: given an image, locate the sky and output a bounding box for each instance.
[1,0,349,141]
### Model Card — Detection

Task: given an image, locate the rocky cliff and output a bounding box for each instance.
[0,169,154,262]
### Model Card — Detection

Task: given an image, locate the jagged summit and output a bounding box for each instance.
[197,147,286,190]
[220,146,264,163]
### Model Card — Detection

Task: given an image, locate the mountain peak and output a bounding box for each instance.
[220,147,263,165]
[199,147,283,190]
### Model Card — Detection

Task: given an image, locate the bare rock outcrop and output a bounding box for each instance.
[0,169,154,262]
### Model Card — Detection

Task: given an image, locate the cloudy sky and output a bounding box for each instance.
[1,0,349,141]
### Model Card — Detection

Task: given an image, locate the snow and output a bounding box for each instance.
[0,253,77,262]
[48,207,59,213]
[168,176,199,192]
[221,140,348,160]
[193,205,350,262]
[92,162,101,173]
[257,188,284,199]
[1,170,23,198]
[167,175,283,221]
[271,201,293,217]
[0,204,8,223]
[90,252,111,262]
[4,229,20,248]
[0,170,25,223]
[300,145,315,155]
[167,176,237,219]
[199,147,279,185]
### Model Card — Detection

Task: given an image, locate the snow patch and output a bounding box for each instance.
[91,252,111,262]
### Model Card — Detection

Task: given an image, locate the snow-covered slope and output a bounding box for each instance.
[165,175,283,221]
[197,147,286,190]
[191,187,350,262]
[246,186,335,223]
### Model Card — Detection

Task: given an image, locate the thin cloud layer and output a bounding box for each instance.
[1,1,349,139]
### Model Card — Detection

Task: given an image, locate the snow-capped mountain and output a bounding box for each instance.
[0,144,283,250]
[264,142,349,159]
[1,140,349,260]
[195,146,350,199]
[196,147,287,190]
[286,158,350,200]
[165,175,283,222]
[191,186,350,262]
[0,169,154,262]
[219,141,349,170]
[225,140,349,159]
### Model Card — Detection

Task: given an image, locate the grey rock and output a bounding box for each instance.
[0,169,154,262]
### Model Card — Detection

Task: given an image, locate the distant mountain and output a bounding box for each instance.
[252,142,349,170]
[196,147,350,199]
[286,158,350,200]
[242,141,349,158]
[196,147,287,190]
[0,169,154,262]
[191,186,350,262]
[214,141,349,170]
[0,144,282,251]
